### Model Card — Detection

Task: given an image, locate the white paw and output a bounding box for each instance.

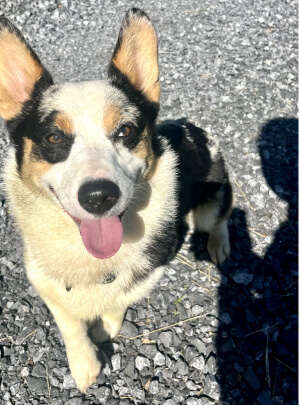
[68,345,101,393]
[207,221,230,264]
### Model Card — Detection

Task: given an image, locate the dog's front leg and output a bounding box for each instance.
[90,307,126,343]
[45,301,101,393]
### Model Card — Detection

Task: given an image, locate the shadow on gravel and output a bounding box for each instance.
[216,118,298,404]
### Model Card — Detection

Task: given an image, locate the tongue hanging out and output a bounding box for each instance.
[79,216,123,259]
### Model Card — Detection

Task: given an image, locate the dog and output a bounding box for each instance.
[0,8,232,392]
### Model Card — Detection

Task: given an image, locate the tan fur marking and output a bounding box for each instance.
[112,16,160,102]
[54,112,74,134]
[21,138,52,187]
[132,128,157,179]
[0,29,43,120]
[103,104,123,134]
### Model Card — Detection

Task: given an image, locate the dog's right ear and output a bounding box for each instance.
[0,17,52,120]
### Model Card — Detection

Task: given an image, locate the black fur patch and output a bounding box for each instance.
[6,70,54,172]
[30,110,74,164]
[127,119,232,288]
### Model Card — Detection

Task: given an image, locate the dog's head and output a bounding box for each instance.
[0,9,161,259]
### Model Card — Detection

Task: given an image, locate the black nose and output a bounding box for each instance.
[78,180,120,215]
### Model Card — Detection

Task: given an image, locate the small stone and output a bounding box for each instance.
[65,399,83,405]
[3,346,11,356]
[184,346,199,362]
[120,321,138,337]
[186,380,197,390]
[31,363,47,378]
[10,383,20,396]
[158,331,173,347]
[139,344,157,359]
[94,386,111,403]
[176,358,189,375]
[202,375,221,400]
[131,388,145,401]
[149,380,159,395]
[257,391,275,405]
[243,368,260,390]
[135,356,150,371]
[26,376,47,393]
[230,388,241,398]
[220,337,236,353]
[154,351,165,366]
[63,374,76,389]
[190,355,205,370]
[125,309,138,322]
[272,396,284,405]
[191,338,206,353]
[192,304,204,315]
[204,356,217,375]
[20,367,30,378]
[124,357,135,378]
[164,400,177,405]
[220,312,232,324]
[186,398,200,405]
[35,327,47,342]
[234,363,244,372]
[231,270,253,286]
[111,353,121,371]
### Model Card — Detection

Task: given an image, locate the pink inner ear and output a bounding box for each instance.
[7,58,30,103]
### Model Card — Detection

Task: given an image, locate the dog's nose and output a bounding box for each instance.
[78,180,120,215]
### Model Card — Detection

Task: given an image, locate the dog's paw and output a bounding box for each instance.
[68,345,101,393]
[207,221,230,264]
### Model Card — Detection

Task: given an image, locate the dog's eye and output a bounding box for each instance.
[117,125,132,138]
[46,134,64,144]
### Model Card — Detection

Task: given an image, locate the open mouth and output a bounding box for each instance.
[50,186,124,260]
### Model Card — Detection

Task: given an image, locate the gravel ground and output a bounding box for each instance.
[0,1,297,404]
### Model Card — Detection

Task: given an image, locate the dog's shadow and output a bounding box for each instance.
[216,118,298,401]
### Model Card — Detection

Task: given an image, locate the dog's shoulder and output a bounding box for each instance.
[157,118,227,182]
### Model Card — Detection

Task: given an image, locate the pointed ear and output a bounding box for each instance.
[109,9,160,104]
[0,17,49,120]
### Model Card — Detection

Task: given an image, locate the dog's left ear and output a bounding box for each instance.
[108,8,160,104]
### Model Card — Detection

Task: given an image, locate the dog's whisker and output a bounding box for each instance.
[21,187,42,202]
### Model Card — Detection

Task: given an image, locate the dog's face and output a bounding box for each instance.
[0,9,160,259]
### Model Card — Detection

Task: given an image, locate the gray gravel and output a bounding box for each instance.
[0,0,297,404]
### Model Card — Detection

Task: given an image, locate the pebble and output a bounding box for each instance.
[111,353,121,371]
[120,321,138,337]
[26,376,47,394]
[139,344,157,359]
[243,367,260,390]
[153,351,166,366]
[65,399,83,405]
[94,386,111,403]
[135,356,150,371]
[158,331,173,347]
[62,374,76,389]
[176,358,189,376]
[190,355,205,370]
[257,391,275,405]
[202,375,221,400]
[149,380,159,395]
[31,363,47,378]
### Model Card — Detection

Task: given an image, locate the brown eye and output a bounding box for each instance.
[46,134,64,144]
[117,125,132,137]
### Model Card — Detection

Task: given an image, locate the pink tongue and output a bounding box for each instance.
[79,217,123,259]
